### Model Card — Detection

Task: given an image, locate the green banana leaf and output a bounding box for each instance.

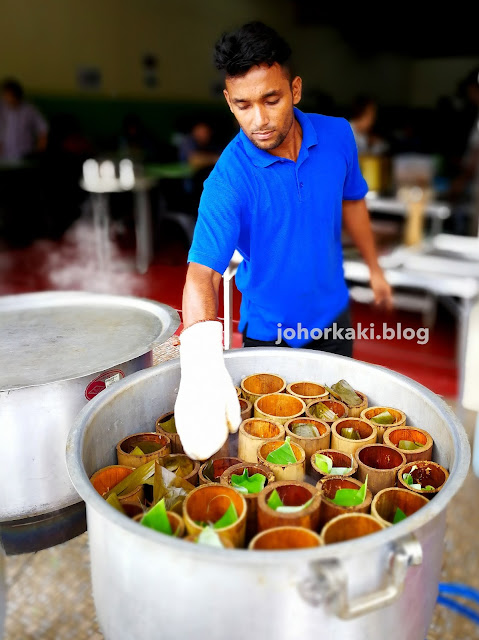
[153,464,195,513]
[158,413,177,434]
[326,380,362,407]
[133,441,164,454]
[340,427,361,440]
[130,446,145,456]
[267,488,284,510]
[393,507,407,524]
[231,469,266,494]
[292,423,320,438]
[266,488,313,512]
[331,476,368,507]
[158,455,195,478]
[213,500,238,529]
[106,493,125,514]
[105,460,156,499]
[266,437,297,465]
[313,402,337,421]
[140,498,173,535]
[398,440,423,451]
[370,411,395,425]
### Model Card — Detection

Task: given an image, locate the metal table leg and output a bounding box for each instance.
[134,188,154,275]
[91,193,111,272]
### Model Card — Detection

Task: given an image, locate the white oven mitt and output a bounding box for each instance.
[174,321,241,460]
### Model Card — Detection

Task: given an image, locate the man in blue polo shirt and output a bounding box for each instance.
[175,22,393,460]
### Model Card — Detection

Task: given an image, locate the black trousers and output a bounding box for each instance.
[243,307,353,357]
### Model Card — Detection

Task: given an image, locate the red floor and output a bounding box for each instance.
[0,219,458,397]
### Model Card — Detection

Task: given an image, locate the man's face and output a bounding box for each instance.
[2,89,19,108]
[224,62,302,152]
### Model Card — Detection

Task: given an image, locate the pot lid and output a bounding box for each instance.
[0,291,179,390]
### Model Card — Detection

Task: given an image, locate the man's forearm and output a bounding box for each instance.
[342,199,381,273]
[182,262,222,329]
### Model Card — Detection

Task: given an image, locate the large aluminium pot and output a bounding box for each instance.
[0,291,179,554]
[67,348,470,640]
[0,552,4,639]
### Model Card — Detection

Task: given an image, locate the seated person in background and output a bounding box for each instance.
[0,78,48,162]
[349,96,388,155]
[179,120,222,170]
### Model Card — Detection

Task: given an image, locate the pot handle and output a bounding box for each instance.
[298,536,423,619]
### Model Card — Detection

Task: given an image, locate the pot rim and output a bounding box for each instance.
[66,347,470,564]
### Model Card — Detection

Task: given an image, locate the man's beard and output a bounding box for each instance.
[248,112,294,151]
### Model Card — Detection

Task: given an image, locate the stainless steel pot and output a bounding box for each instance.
[67,348,470,640]
[0,291,179,554]
[0,552,4,639]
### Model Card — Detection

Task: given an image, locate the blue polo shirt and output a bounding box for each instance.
[188,107,368,347]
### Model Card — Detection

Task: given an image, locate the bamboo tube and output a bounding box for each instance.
[316,476,373,529]
[310,449,358,482]
[241,373,286,405]
[330,419,377,456]
[183,484,247,548]
[284,417,330,473]
[198,457,242,485]
[397,460,449,499]
[90,465,145,505]
[383,426,433,463]
[220,463,275,542]
[360,406,406,443]
[306,399,349,425]
[156,411,183,454]
[343,391,368,418]
[285,381,328,403]
[121,502,145,519]
[254,393,306,425]
[371,487,428,527]
[321,513,385,544]
[235,386,242,398]
[249,526,323,550]
[156,454,200,486]
[134,510,186,537]
[117,432,171,468]
[239,398,253,421]
[355,444,406,495]
[257,441,306,482]
[257,480,321,532]
[238,418,285,463]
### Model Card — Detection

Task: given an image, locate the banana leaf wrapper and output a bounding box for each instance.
[325,380,362,407]
[370,410,395,425]
[104,460,156,499]
[153,463,195,514]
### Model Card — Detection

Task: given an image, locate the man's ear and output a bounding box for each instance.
[223,89,234,114]
[291,76,302,106]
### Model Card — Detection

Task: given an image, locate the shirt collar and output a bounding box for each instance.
[239,107,318,168]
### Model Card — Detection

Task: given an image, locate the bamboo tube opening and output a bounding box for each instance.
[371,487,428,525]
[235,386,242,397]
[199,457,242,484]
[90,465,134,496]
[257,481,320,531]
[272,483,312,506]
[220,463,275,489]
[357,444,405,470]
[155,412,183,454]
[155,411,176,432]
[249,526,323,550]
[117,433,170,468]
[321,513,384,544]
[156,454,200,485]
[256,393,305,419]
[398,461,448,492]
[383,427,433,463]
[239,398,253,421]
[306,399,348,422]
[167,512,185,537]
[242,419,283,439]
[241,373,285,397]
[184,485,245,522]
[258,440,305,464]
[287,381,328,400]
[310,449,356,474]
[286,417,329,438]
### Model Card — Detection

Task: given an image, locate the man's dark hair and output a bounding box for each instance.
[214,22,292,79]
[2,78,24,101]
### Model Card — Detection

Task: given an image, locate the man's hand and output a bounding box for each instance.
[370,269,393,310]
[174,321,241,460]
